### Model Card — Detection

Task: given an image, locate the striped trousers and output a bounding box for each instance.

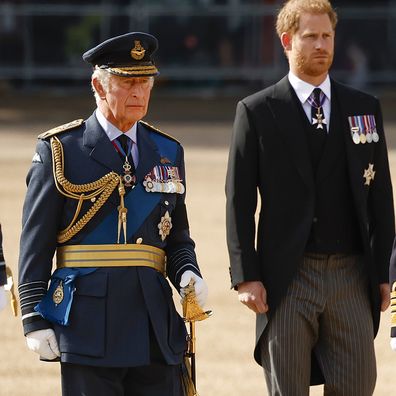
[259,254,376,396]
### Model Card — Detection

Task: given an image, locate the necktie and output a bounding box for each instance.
[117,134,130,157]
[117,135,136,168]
[116,134,136,187]
[308,88,327,133]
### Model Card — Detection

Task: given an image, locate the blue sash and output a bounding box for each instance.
[79,130,178,245]
[38,129,178,326]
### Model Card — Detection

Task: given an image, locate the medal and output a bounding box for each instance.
[143,166,185,194]
[363,163,376,186]
[113,137,136,187]
[158,211,172,241]
[312,109,327,130]
[349,115,379,145]
[53,282,64,305]
[308,89,327,131]
[122,157,136,187]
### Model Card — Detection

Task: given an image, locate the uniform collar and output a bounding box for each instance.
[288,71,331,105]
[95,108,138,143]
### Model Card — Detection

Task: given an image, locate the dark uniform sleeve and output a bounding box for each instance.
[18,139,64,335]
[368,99,395,284]
[164,143,202,291]
[226,101,261,288]
[0,224,6,286]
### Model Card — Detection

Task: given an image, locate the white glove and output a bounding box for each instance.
[180,270,208,307]
[391,337,396,351]
[26,329,60,360]
[0,286,6,311]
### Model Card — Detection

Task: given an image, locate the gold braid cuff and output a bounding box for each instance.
[391,281,396,327]
[51,136,121,243]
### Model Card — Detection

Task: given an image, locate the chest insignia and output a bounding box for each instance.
[363,163,376,186]
[158,211,172,241]
[348,115,379,145]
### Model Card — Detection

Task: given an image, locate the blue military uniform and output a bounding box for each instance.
[18,32,203,395]
[18,115,201,368]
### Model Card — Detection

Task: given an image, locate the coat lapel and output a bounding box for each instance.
[83,113,124,205]
[267,76,314,191]
[135,122,161,183]
[332,81,367,215]
[315,85,343,183]
[83,114,124,175]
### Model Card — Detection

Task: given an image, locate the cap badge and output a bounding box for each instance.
[131,40,146,60]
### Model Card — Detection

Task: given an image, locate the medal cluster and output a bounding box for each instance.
[143,165,185,194]
[348,115,379,145]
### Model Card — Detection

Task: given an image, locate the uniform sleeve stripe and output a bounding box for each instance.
[175,263,199,278]
[21,312,42,322]
[21,300,42,309]
[19,293,45,302]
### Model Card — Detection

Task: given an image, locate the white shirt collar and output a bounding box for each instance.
[95,109,138,143]
[288,71,331,104]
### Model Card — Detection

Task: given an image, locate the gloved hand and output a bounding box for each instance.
[0,286,6,311]
[180,270,208,307]
[391,338,396,351]
[26,329,60,360]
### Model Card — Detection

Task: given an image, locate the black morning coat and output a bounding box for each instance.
[226,76,395,384]
[18,114,202,367]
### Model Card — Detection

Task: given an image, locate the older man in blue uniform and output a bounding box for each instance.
[18,32,207,396]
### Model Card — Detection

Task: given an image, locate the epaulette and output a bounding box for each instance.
[140,120,180,144]
[38,119,84,140]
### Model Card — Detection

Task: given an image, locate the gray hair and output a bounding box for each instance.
[91,68,155,105]
[91,68,111,105]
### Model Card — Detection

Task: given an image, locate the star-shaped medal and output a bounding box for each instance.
[363,163,375,186]
[312,109,327,130]
[158,211,172,241]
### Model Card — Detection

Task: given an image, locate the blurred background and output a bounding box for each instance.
[1,1,396,395]
[1,0,396,98]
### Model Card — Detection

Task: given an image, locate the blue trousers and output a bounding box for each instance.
[61,361,183,396]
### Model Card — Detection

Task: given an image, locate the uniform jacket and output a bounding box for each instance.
[226,76,394,375]
[18,114,201,367]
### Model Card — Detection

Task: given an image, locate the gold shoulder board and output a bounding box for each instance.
[139,120,180,144]
[38,119,84,140]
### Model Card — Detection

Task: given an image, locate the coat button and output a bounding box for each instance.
[313,217,318,223]
[164,200,169,206]
[136,238,143,244]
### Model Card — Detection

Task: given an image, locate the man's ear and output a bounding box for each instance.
[92,77,106,99]
[280,32,292,51]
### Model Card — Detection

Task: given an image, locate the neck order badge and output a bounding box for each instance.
[113,134,136,187]
[308,88,327,132]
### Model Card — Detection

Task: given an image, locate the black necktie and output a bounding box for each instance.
[309,88,327,134]
[117,134,129,155]
[116,134,135,173]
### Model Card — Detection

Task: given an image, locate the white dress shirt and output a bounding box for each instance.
[95,109,139,167]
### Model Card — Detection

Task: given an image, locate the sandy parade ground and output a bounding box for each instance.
[1,92,396,395]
